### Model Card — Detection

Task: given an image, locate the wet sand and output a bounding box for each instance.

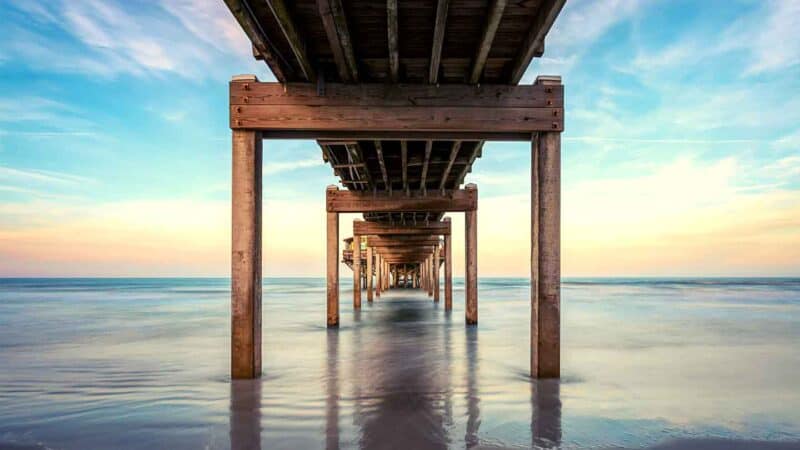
[0,278,799,449]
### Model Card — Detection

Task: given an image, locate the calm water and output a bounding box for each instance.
[0,277,799,450]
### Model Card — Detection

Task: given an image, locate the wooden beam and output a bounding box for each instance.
[401,141,409,195]
[433,245,440,302]
[429,0,450,84]
[231,129,262,379]
[354,220,451,236]
[438,141,462,193]
[231,82,562,108]
[224,1,290,82]
[327,186,340,327]
[420,140,432,193]
[327,188,476,213]
[508,0,566,84]
[318,0,359,82]
[366,246,374,302]
[353,234,361,309]
[468,0,507,84]
[453,141,484,187]
[374,141,390,192]
[265,0,316,81]
[444,217,453,311]
[387,0,399,82]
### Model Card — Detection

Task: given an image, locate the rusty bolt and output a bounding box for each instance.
[243,83,250,90]
[553,110,559,117]
[236,120,242,126]
[243,97,249,103]
[552,122,559,129]
[546,87,553,93]
[236,106,242,113]
[547,99,553,106]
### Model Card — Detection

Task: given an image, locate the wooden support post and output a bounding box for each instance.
[376,253,382,297]
[393,265,398,288]
[465,184,478,325]
[353,234,361,309]
[231,129,262,379]
[434,245,440,302]
[366,246,374,302]
[444,218,453,311]
[532,131,561,378]
[326,186,340,327]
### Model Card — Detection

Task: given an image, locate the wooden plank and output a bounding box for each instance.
[387,0,399,82]
[231,130,262,379]
[429,0,450,84]
[374,141,390,192]
[263,130,535,141]
[438,141,462,193]
[420,140,432,193]
[537,132,560,378]
[265,0,316,81]
[444,218,453,311]
[465,184,478,325]
[327,189,476,213]
[453,141,484,187]
[318,0,359,82]
[468,0,507,84]
[326,187,340,327]
[223,1,290,82]
[401,141,409,195]
[354,220,451,236]
[508,0,566,84]
[231,82,563,108]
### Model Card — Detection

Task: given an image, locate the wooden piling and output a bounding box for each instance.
[465,183,478,325]
[535,131,560,377]
[444,218,453,311]
[353,234,361,309]
[376,253,382,297]
[366,246,374,302]
[231,129,262,379]
[433,245,440,302]
[326,186,340,327]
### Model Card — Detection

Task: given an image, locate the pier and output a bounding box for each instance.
[224,0,565,380]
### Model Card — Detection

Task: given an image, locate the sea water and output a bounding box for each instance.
[0,277,799,449]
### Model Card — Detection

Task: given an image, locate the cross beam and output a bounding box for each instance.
[354,221,451,236]
[327,187,476,213]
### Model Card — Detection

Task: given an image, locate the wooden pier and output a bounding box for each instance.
[225,0,565,380]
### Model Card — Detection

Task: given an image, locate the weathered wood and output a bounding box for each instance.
[326,189,477,213]
[374,141,390,192]
[387,0,399,82]
[444,218,453,311]
[537,131,560,378]
[465,184,478,325]
[265,0,316,81]
[366,246,374,302]
[353,234,361,309]
[530,133,540,378]
[326,187,340,327]
[317,0,358,82]
[401,141,409,195]
[231,104,562,134]
[231,82,563,108]
[231,130,262,379]
[468,0,507,84]
[438,141,462,193]
[223,2,289,81]
[261,130,538,141]
[354,221,451,236]
[509,0,566,84]
[429,0,450,84]
[420,140,432,192]
[366,236,440,246]
[433,245,440,302]
[376,253,382,297]
[453,141,484,187]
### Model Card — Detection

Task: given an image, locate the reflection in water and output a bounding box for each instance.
[532,379,562,449]
[465,327,480,448]
[230,379,262,450]
[327,329,340,450]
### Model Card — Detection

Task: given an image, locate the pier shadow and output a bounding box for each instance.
[229,379,262,450]
[465,326,480,448]
[327,329,341,450]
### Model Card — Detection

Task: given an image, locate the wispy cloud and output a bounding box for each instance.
[263,158,325,176]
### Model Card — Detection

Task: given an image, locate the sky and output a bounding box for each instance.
[0,0,798,277]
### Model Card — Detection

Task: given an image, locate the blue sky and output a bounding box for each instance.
[0,0,798,277]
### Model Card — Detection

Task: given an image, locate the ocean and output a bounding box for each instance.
[0,277,799,449]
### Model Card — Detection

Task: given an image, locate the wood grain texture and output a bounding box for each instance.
[326,189,476,213]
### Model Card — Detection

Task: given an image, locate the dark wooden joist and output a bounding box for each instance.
[428,0,450,84]
[327,189,476,213]
[349,143,374,191]
[317,0,358,82]
[387,0,399,83]
[453,141,484,187]
[438,141,462,193]
[354,221,451,236]
[264,0,316,82]
[401,141,409,195]
[420,140,432,193]
[374,141,390,192]
[366,237,441,247]
[468,0,507,84]
[224,1,290,82]
[508,0,566,84]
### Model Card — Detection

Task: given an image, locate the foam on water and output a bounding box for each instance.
[0,278,799,449]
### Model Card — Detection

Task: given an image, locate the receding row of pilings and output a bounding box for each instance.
[344,223,453,309]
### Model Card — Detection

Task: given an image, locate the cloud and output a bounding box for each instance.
[0,165,95,186]
[722,1,800,76]
[263,158,325,176]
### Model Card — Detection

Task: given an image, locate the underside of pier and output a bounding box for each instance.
[224,0,565,380]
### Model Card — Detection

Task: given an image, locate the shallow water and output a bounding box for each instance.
[0,277,799,449]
